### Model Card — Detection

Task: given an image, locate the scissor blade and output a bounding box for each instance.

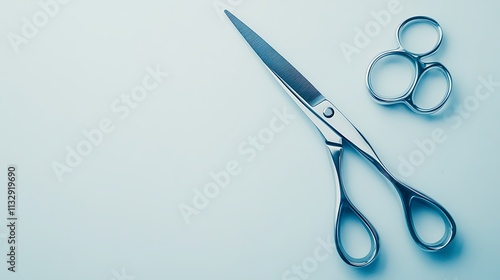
[225,10,325,107]
[225,10,381,165]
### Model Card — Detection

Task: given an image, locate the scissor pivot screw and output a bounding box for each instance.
[323,107,334,118]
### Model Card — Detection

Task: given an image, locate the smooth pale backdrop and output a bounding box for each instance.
[0,0,498,279]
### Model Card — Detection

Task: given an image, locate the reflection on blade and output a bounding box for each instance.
[224,10,325,107]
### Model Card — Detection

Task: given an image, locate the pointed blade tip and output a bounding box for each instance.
[224,9,239,26]
[224,10,325,107]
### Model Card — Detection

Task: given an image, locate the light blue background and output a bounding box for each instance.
[0,0,498,279]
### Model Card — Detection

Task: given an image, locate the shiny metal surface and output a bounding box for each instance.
[224,10,326,107]
[366,16,453,114]
[328,143,379,267]
[225,10,456,267]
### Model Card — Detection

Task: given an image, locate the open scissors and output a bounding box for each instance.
[225,11,456,267]
[366,16,452,114]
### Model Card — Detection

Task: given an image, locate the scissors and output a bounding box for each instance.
[366,16,452,114]
[225,11,456,267]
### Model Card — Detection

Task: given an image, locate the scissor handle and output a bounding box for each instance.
[391,177,456,251]
[408,62,452,114]
[328,144,379,267]
[366,49,416,104]
[366,16,451,114]
[396,16,443,58]
[334,197,379,267]
[366,51,452,114]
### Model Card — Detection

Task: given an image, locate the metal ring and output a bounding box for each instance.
[396,182,457,251]
[396,16,443,58]
[366,50,419,104]
[406,63,453,114]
